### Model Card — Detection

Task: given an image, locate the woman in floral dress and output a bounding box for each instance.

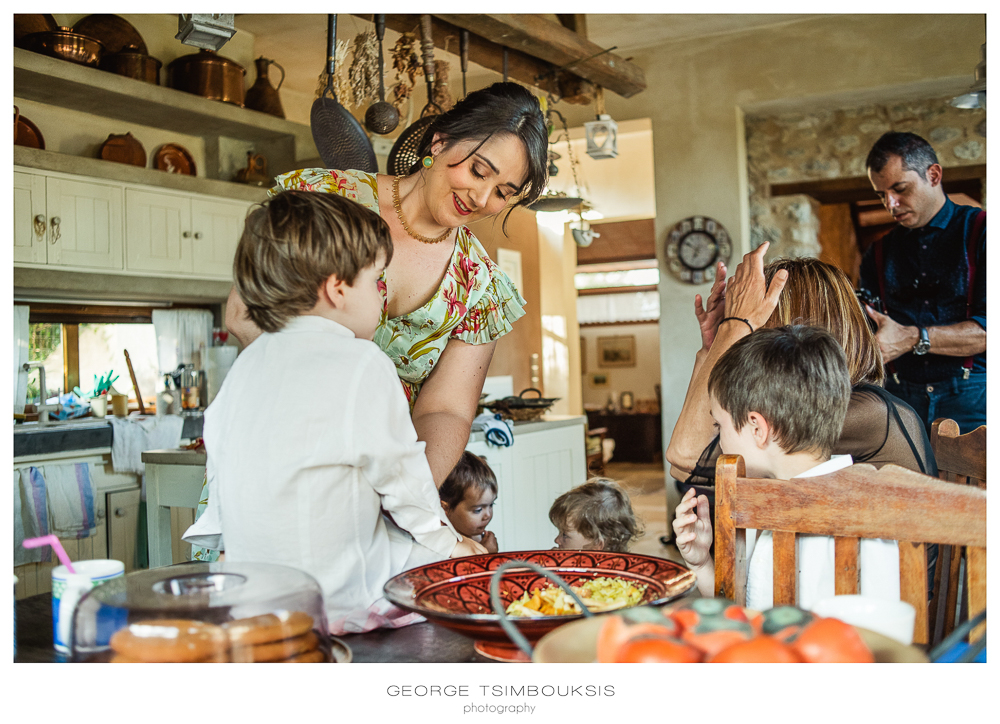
[191,82,548,561]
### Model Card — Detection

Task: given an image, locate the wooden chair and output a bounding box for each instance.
[586,426,608,477]
[714,455,986,646]
[928,419,987,645]
[142,450,207,569]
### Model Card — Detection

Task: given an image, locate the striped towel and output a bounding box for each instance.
[42,463,99,540]
[15,467,50,565]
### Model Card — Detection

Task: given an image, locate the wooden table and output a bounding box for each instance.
[14,593,491,663]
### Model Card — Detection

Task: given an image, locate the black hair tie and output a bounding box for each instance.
[720,317,753,333]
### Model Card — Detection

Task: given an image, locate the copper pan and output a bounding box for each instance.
[100,45,161,85]
[167,49,245,106]
[18,26,103,67]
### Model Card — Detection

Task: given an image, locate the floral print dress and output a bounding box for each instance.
[189,168,525,561]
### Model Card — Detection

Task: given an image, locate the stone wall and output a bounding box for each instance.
[746,98,986,260]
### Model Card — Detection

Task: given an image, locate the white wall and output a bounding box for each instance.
[580,322,660,409]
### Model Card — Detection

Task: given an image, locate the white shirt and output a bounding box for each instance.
[745,455,900,611]
[183,315,460,633]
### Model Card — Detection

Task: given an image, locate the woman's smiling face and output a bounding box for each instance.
[424,132,530,227]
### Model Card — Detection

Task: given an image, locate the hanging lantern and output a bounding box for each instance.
[176,14,236,51]
[584,87,618,159]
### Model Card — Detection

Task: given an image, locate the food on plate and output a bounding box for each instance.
[668,597,752,634]
[708,635,802,663]
[109,619,230,662]
[596,607,679,662]
[790,616,875,663]
[222,610,315,645]
[760,605,816,642]
[613,633,702,663]
[505,577,647,618]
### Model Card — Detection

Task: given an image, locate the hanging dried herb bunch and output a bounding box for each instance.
[389,32,423,110]
[315,38,351,104]
[348,29,379,108]
[432,59,454,112]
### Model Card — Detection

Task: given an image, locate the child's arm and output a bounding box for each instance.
[672,488,715,597]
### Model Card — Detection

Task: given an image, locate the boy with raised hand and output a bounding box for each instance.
[672,325,899,610]
[184,191,485,634]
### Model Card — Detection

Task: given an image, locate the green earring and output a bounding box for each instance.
[422,155,434,169]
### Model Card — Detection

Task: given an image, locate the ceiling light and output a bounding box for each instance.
[176,14,236,51]
[951,42,986,110]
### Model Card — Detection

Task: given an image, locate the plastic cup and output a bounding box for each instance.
[90,395,107,418]
[52,559,124,653]
[810,595,916,645]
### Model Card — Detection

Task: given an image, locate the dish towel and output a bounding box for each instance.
[43,463,99,540]
[471,412,515,448]
[108,414,186,475]
[15,467,50,565]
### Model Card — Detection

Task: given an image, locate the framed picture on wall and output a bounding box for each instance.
[597,335,636,368]
[591,373,609,388]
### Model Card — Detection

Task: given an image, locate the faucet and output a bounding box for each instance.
[23,362,61,423]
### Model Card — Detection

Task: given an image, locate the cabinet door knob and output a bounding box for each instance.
[114,507,127,518]
[49,216,61,243]
[194,232,202,240]
[33,214,46,240]
[182,231,191,238]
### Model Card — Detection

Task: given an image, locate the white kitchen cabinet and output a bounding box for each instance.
[466,416,587,552]
[45,176,124,269]
[125,188,191,274]
[190,197,250,278]
[12,168,124,270]
[125,188,249,279]
[13,171,47,264]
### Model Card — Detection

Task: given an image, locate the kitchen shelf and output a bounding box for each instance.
[14,48,314,145]
[15,146,269,204]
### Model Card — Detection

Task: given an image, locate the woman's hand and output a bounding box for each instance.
[452,535,488,558]
[671,488,713,568]
[723,241,788,330]
[694,261,728,352]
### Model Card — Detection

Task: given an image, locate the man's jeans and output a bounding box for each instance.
[885,372,986,435]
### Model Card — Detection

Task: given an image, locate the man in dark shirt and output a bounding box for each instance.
[859,132,986,434]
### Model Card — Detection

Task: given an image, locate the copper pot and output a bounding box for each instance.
[167,49,245,106]
[18,26,103,67]
[100,45,161,85]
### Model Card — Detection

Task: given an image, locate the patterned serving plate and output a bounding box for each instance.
[383,550,696,662]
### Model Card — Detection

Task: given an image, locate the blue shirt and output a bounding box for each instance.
[859,198,986,384]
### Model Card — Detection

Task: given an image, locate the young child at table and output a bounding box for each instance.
[672,325,899,610]
[183,191,486,634]
[549,479,643,552]
[439,451,499,554]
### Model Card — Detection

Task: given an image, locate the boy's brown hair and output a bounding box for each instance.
[707,325,851,458]
[233,190,393,333]
[439,451,498,509]
[548,479,643,553]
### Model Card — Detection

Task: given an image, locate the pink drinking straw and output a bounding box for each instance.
[22,535,76,573]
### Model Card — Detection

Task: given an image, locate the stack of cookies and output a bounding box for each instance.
[109,610,327,663]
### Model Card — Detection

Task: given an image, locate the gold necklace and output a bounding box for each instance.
[392,175,453,244]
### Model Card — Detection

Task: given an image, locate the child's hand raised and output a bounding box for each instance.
[672,488,713,568]
[480,531,498,554]
[451,535,488,558]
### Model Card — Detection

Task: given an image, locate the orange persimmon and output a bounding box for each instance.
[613,634,703,663]
[791,617,875,663]
[708,635,802,663]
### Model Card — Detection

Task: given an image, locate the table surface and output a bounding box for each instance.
[14,593,491,663]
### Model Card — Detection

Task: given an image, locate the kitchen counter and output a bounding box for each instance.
[468,414,586,444]
[13,412,204,459]
[14,592,491,663]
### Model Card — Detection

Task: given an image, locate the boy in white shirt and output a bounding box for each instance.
[672,325,899,610]
[184,191,485,634]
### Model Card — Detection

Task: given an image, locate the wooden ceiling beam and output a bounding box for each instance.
[771,164,985,205]
[374,14,644,100]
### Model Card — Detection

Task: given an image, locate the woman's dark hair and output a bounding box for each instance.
[412,82,549,212]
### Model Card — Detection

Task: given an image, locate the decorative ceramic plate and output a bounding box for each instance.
[100,132,146,167]
[532,612,929,663]
[72,14,147,55]
[154,143,197,176]
[329,636,352,663]
[383,550,696,662]
[14,110,45,149]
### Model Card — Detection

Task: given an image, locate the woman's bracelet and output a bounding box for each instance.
[720,317,753,333]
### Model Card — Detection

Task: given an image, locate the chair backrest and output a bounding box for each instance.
[928,419,987,644]
[930,419,986,488]
[714,454,986,646]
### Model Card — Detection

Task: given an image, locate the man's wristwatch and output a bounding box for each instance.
[912,327,931,355]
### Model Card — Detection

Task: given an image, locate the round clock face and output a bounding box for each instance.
[665,216,732,284]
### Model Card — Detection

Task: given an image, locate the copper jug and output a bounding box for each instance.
[245,57,285,118]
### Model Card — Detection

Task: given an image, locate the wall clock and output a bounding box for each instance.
[664,216,732,284]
